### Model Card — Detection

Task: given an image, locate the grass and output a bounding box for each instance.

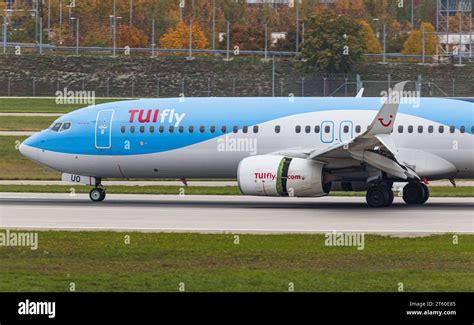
[0,231,472,292]
[0,116,57,131]
[0,136,59,180]
[0,184,472,197]
[0,98,128,113]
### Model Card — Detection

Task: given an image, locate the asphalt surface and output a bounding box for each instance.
[0,193,472,235]
[1,180,472,187]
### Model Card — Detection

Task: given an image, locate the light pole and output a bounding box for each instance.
[212,0,216,51]
[295,0,299,52]
[112,0,116,57]
[151,19,155,58]
[47,0,51,33]
[3,14,7,54]
[129,0,133,29]
[59,0,63,43]
[71,17,79,55]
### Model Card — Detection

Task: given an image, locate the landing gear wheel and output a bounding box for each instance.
[366,185,393,208]
[89,188,106,202]
[403,182,428,205]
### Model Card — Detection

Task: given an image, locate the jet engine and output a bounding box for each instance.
[237,155,331,197]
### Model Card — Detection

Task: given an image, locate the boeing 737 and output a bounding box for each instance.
[19,82,473,207]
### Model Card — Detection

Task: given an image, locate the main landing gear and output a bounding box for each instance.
[402,182,429,205]
[89,179,106,202]
[366,184,394,208]
[365,181,430,207]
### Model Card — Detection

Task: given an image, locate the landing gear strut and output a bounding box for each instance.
[366,184,394,208]
[89,179,106,202]
[403,182,429,205]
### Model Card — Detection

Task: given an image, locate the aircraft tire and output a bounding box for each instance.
[366,185,391,208]
[90,188,106,202]
[403,182,427,205]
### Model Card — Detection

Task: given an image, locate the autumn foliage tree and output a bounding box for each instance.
[159,21,208,49]
[299,10,367,73]
[358,20,382,53]
[402,22,437,55]
[117,25,150,48]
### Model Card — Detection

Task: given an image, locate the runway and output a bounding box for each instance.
[1,193,472,235]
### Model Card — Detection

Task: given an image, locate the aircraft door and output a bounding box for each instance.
[339,121,353,143]
[320,121,334,144]
[95,109,114,149]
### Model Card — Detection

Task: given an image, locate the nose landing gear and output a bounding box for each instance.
[89,178,106,202]
[89,187,106,202]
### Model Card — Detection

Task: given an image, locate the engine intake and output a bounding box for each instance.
[237,155,331,197]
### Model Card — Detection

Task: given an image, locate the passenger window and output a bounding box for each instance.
[169,126,174,133]
[189,126,194,133]
[139,126,145,133]
[417,126,423,133]
[221,126,227,133]
[200,126,205,133]
[233,126,238,133]
[179,126,184,133]
[343,125,349,133]
[130,125,135,133]
[305,125,311,133]
[460,125,465,133]
[253,125,259,133]
[51,123,62,132]
[60,122,71,131]
[159,125,164,133]
[210,126,216,133]
[149,126,154,133]
[428,125,433,133]
[242,126,248,133]
[398,125,403,133]
[295,125,301,133]
[120,126,126,133]
[315,125,320,133]
[408,126,413,133]
[439,125,444,133]
[275,125,280,133]
[450,126,455,133]
[355,125,361,133]
[325,125,330,133]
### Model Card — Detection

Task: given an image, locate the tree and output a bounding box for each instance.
[358,20,382,53]
[221,24,265,51]
[299,10,367,73]
[401,22,436,55]
[117,25,150,48]
[159,21,208,49]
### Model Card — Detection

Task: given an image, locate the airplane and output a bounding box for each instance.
[19,81,473,207]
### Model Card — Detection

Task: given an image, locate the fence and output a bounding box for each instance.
[0,73,470,98]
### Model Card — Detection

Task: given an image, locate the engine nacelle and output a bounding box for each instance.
[237,155,331,197]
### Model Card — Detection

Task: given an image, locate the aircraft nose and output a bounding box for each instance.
[19,137,40,162]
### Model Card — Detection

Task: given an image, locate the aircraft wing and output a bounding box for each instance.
[279,81,420,181]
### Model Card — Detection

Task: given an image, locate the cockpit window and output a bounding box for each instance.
[60,122,71,131]
[50,122,62,132]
